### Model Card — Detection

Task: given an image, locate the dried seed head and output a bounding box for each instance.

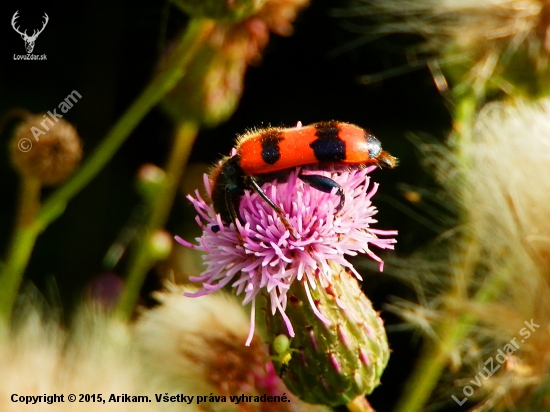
[134,284,332,411]
[10,115,82,185]
[0,304,170,412]
[351,0,550,98]
[387,98,550,409]
[135,284,267,394]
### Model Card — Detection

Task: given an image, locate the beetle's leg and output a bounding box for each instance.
[248,176,298,239]
[298,173,345,214]
[210,188,245,244]
[225,190,241,225]
[225,189,246,244]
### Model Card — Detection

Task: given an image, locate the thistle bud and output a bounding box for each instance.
[265,264,390,406]
[147,230,173,262]
[10,114,82,185]
[162,34,247,127]
[136,163,167,203]
[163,0,309,127]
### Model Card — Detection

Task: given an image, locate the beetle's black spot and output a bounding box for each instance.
[364,134,382,158]
[310,121,346,162]
[261,130,284,165]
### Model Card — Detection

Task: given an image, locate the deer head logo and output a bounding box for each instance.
[11,11,49,54]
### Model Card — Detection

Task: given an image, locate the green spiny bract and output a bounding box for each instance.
[264,264,390,406]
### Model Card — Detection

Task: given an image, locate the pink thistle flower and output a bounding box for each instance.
[176,165,397,346]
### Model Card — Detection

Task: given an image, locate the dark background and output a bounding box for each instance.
[0,0,455,410]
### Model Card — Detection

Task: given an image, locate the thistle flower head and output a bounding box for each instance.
[176,164,397,345]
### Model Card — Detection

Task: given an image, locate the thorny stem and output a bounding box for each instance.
[0,177,42,322]
[115,121,199,319]
[0,19,214,322]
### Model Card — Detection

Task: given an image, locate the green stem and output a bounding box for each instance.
[347,396,375,412]
[115,121,199,319]
[35,18,214,232]
[0,19,213,322]
[393,85,514,410]
[393,314,467,412]
[449,94,478,166]
[0,177,42,321]
[394,246,510,412]
[393,94,481,412]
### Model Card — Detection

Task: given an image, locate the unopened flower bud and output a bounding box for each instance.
[10,114,82,185]
[172,0,268,22]
[87,272,125,309]
[147,230,173,262]
[136,163,167,203]
[163,0,309,127]
[162,34,247,127]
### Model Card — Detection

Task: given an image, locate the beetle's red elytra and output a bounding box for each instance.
[237,121,396,174]
[209,121,397,234]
